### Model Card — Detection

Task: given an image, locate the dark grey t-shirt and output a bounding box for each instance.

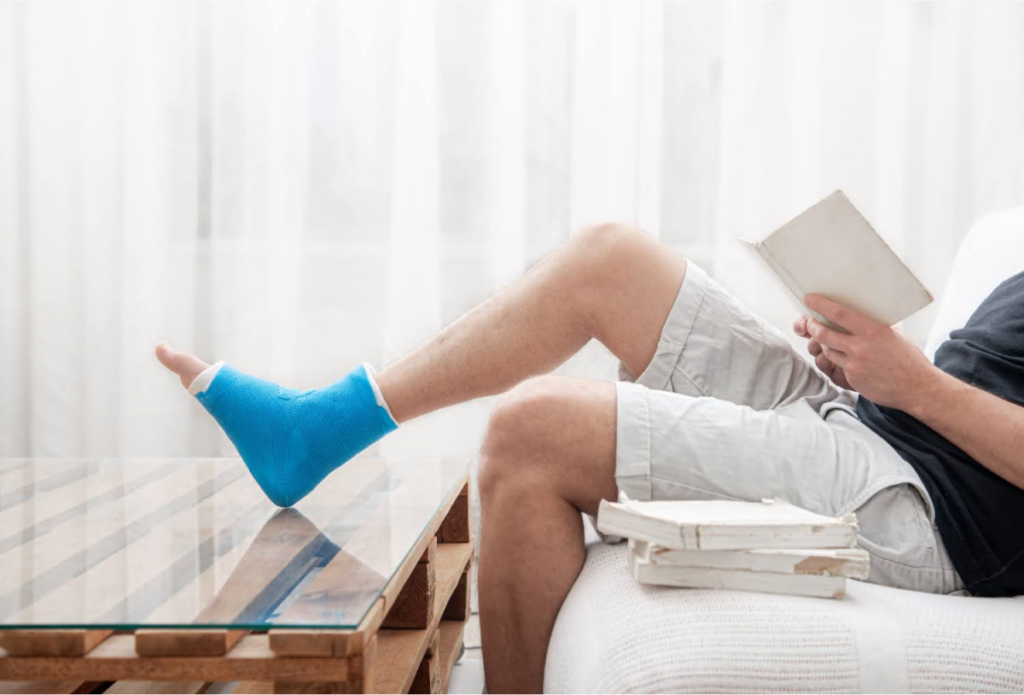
[857,271,1024,597]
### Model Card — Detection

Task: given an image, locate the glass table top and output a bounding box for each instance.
[0,456,467,631]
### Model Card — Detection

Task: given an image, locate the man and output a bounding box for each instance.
[157,222,1024,693]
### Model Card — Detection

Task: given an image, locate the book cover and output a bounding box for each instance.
[740,190,933,331]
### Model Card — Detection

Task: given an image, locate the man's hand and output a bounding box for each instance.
[792,295,938,410]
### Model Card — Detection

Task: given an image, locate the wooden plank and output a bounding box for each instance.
[0,634,349,682]
[347,633,377,694]
[438,621,466,694]
[419,537,437,565]
[436,487,470,544]
[0,630,112,657]
[409,631,441,694]
[270,637,376,694]
[382,560,435,630]
[135,506,332,657]
[441,566,470,623]
[268,598,384,658]
[134,629,246,658]
[371,542,472,694]
[232,682,274,694]
[104,683,210,695]
[0,681,100,694]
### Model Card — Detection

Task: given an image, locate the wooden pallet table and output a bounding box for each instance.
[0,457,472,694]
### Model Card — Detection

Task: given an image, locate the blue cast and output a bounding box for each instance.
[195,364,397,507]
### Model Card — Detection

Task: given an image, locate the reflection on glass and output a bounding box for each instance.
[0,457,465,630]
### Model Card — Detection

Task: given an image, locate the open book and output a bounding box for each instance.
[741,190,933,330]
[596,496,859,551]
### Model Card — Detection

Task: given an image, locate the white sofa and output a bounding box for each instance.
[545,210,1024,693]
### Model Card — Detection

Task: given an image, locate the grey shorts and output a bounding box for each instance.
[613,262,964,595]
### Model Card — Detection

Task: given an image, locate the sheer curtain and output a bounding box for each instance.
[2,1,1023,459]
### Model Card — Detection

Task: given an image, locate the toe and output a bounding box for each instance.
[156,343,210,389]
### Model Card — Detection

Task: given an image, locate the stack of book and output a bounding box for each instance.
[596,496,869,599]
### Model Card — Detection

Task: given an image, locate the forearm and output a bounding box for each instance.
[904,366,1024,490]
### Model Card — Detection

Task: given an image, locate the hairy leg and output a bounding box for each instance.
[476,376,618,694]
[375,223,686,422]
[158,222,685,423]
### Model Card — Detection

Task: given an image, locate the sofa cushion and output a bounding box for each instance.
[545,528,1024,693]
[924,207,1024,360]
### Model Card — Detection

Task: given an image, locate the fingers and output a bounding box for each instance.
[804,294,878,334]
[832,366,852,390]
[807,338,822,357]
[792,317,810,338]
[814,351,834,377]
[806,318,852,352]
[820,344,849,368]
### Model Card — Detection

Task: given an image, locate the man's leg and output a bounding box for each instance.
[369,222,685,421]
[476,376,618,694]
[157,222,686,422]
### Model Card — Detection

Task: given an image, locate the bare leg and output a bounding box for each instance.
[477,376,618,694]
[375,223,686,421]
[157,222,686,420]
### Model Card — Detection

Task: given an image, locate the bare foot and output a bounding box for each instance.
[155,343,210,389]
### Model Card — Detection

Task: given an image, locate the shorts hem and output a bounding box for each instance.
[631,262,710,393]
[614,381,653,502]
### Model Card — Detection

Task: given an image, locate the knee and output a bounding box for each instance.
[478,376,569,501]
[572,221,649,267]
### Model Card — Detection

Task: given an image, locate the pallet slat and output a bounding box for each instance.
[372,542,473,694]
[0,630,112,657]
[0,635,348,682]
[104,681,211,694]
[438,621,466,694]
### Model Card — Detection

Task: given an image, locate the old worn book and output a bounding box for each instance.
[740,190,933,330]
[630,539,869,579]
[629,551,848,599]
[596,496,858,551]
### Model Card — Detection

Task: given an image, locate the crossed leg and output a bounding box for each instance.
[156,222,687,692]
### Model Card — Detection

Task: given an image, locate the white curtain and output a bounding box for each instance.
[2,1,1023,459]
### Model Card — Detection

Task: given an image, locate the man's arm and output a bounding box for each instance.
[796,295,1024,491]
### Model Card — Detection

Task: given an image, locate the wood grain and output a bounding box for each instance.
[438,621,466,694]
[0,634,349,682]
[0,680,100,694]
[382,561,435,630]
[409,631,441,694]
[436,487,470,544]
[105,681,211,694]
[268,599,384,658]
[441,566,470,623]
[0,630,112,657]
[134,629,247,658]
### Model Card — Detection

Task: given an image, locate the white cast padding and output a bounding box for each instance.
[544,522,1024,693]
[187,361,225,396]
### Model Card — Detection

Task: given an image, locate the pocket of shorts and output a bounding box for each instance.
[856,484,935,567]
